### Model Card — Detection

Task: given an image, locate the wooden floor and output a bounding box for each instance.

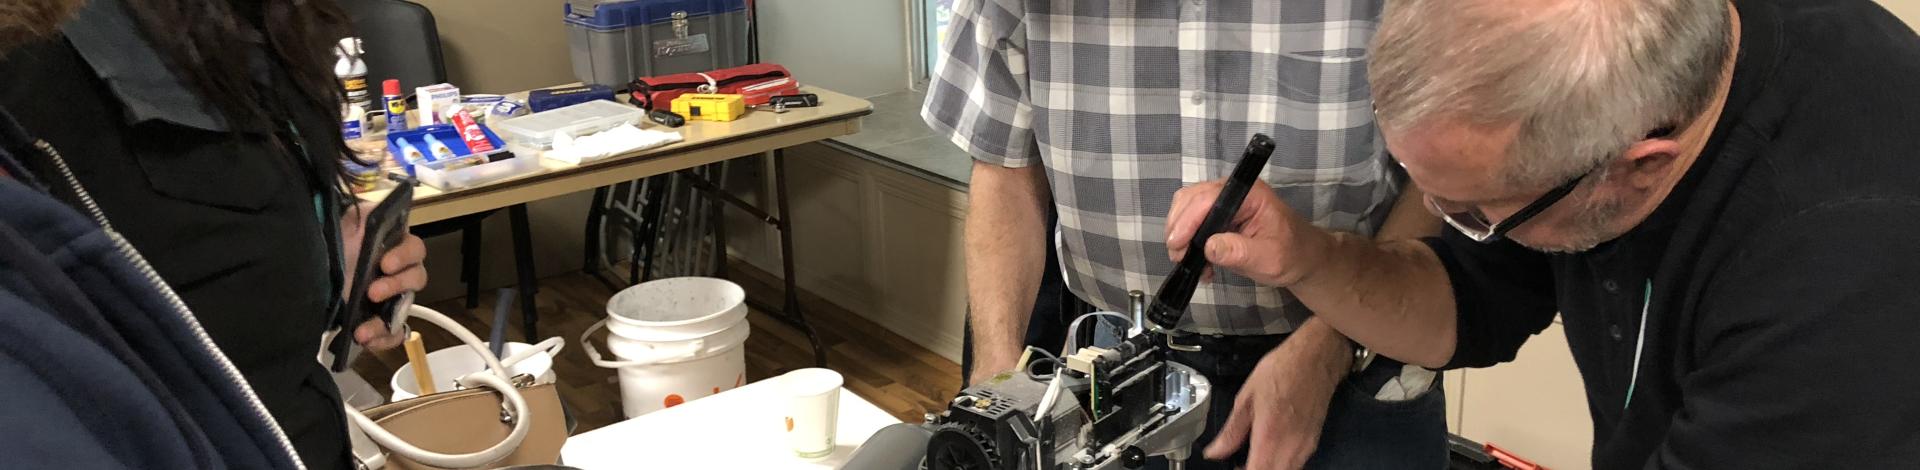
[350,262,962,434]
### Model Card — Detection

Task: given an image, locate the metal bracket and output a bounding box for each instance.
[1162,334,1202,353]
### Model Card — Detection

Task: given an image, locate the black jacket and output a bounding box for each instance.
[1427,0,1920,467]
[0,111,306,469]
[0,1,351,468]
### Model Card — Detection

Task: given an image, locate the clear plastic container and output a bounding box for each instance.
[388,124,539,190]
[412,152,540,190]
[491,99,646,151]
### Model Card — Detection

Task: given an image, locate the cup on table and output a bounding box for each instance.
[780,368,843,460]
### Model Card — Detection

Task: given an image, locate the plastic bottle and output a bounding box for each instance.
[383,79,408,133]
[422,134,458,161]
[341,103,365,140]
[334,37,371,110]
[394,139,426,165]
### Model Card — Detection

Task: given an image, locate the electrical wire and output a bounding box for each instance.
[1025,358,1061,381]
[1023,346,1062,380]
[1024,345,1060,364]
[1061,311,1135,358]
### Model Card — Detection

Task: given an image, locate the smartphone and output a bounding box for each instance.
[327,181,414,371]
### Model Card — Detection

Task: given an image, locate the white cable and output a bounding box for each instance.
[1033,372,1064,426]
[696,72,719,94]
[1061,312,1135,358]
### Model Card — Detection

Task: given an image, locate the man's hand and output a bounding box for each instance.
[1165,179,1334,287]
[1203,318,1352,469]
[340,202,429,351]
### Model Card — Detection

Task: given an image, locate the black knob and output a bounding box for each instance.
[1121,447,1148,468]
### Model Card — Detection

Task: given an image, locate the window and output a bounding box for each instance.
[910,0,955,88]
[925,0,954,76]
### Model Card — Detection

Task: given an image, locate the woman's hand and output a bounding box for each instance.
[340,202,429,351]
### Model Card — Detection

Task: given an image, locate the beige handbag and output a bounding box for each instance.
[339,305,569,469]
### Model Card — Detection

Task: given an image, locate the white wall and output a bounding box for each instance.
[1880,0,1920,27]
[1451,321,1594,470]
[757,0,913,98]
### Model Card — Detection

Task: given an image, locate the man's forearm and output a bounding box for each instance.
[1290,316,1355,383]
[1293,184,1449,367]
[1291,232,1457,368]
[964,162,1051,379]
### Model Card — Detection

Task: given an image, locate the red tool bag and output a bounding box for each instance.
[626,63,800,111]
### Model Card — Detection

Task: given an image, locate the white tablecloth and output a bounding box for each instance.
[560,377,905,469]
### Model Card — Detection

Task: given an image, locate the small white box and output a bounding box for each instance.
[414,83,461,127]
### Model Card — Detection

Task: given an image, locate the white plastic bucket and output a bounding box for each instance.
[390,338,563,401]
[583,277,751,418]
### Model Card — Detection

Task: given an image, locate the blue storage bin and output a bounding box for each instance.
[565,0,752,87]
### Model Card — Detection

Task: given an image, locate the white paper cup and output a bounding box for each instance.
[781,368,843,460]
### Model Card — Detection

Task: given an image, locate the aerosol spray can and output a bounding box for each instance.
[383,79,408,133]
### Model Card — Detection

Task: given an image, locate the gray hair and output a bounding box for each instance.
[1369,0,1732,189]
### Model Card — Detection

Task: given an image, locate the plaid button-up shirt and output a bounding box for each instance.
[924,0,1400,335]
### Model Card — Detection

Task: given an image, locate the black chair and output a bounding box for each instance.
[342,0,544,339]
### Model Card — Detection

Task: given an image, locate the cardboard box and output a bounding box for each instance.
[415,83,461,127]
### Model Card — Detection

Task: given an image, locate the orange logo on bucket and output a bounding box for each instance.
[786,417,794,432]
[664,394,685,408]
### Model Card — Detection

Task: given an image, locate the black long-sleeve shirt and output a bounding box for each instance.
[1423,0,1920,467]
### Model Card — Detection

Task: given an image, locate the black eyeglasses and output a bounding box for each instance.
[1424,166,1597,242]
[1421,126,1675,243]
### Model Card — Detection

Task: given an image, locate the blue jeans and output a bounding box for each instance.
[1156,340,1450,470]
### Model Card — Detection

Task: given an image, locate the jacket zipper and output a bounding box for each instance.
[36,139,308,470]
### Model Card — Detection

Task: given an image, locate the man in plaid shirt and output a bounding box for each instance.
[924,0,1447,468]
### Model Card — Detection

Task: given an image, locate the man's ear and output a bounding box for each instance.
[1617,138,1685,190]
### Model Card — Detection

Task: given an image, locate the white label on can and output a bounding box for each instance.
[654,33,711,58]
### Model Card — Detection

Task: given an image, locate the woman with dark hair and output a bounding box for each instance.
[0,0,428,468]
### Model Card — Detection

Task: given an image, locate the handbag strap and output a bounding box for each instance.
[498,336,565,372]
[342,305,533,469]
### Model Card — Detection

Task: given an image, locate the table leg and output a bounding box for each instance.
[584,186,609,280]
[637,177,669,284]
[710,162,730,279]
[772,149,828,367]
[509,203,541,340]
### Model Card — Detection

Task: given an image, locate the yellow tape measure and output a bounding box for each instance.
[670,93,746,122]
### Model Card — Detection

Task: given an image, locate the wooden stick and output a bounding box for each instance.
[404,331,436,395]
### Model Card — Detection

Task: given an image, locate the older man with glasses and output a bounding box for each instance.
[1169,0,1920,467]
